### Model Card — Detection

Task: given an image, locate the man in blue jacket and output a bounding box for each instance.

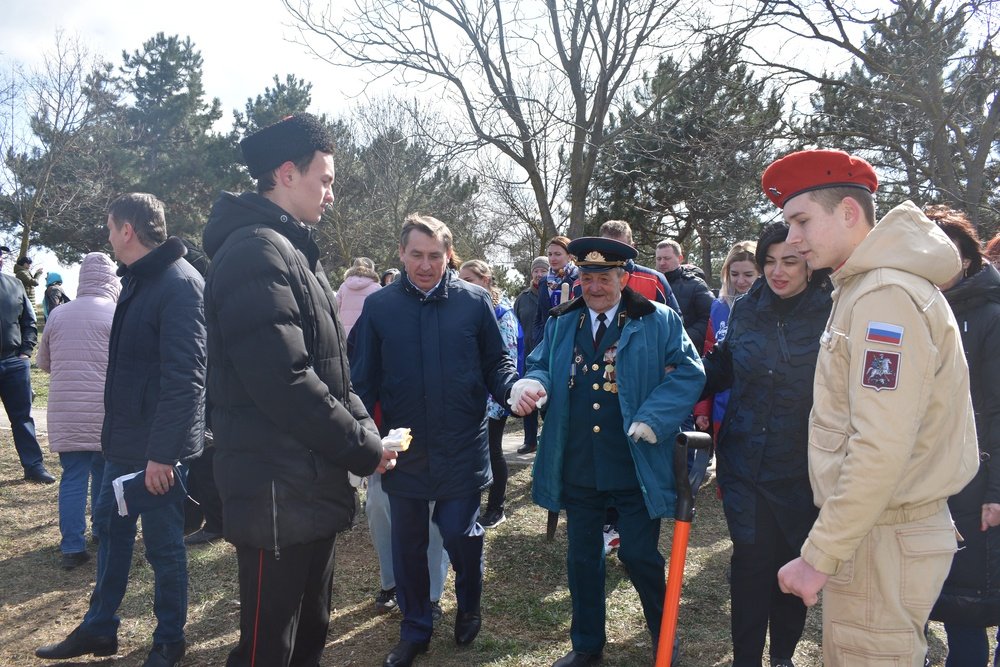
[352,214,519,667]
[511,237,705,667]
[37,193,206,667]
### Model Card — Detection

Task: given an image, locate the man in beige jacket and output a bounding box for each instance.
[762,149,979,666]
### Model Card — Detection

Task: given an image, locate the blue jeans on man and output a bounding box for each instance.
[0,356,46,474]
[58,452,105,554]
[80,461,188,645]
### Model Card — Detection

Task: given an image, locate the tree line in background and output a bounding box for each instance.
[2,0,998,289]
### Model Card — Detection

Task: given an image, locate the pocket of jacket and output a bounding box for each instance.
[808,423,848,501]
[809,423,848,452]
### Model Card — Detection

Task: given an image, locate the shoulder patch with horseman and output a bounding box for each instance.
[862,349,900,391]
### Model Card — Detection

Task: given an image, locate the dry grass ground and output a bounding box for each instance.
[0,419,965,666]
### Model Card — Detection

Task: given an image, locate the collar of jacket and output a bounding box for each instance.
[117,236,187,280]
[400,269,454,301]
[550,286,654,319]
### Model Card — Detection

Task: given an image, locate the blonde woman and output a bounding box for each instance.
[458,259,520,528]
[693,241,760,441]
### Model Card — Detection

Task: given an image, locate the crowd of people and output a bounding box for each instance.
[0,113,996,667]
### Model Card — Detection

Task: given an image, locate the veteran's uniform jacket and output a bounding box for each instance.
[802,200,979,576]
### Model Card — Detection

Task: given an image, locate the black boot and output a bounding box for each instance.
[382,639,429,667]
[36,627,118,659]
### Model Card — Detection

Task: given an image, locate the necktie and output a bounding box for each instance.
[594,312,607,349]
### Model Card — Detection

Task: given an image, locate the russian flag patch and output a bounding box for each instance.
[865,321,904,346]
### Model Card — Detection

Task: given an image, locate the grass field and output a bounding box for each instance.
[0,383,969,666]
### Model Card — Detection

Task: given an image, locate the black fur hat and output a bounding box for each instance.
[239,113,335,178]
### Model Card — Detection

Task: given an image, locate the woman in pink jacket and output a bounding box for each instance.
[336,257,381,337]
[36,252,120,570]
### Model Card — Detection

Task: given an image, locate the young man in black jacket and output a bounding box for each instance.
[37,193,207,667]
[201,114,393,667]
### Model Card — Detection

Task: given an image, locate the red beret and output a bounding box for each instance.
[762,149,878,208]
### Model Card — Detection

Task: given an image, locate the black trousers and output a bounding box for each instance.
[227,537,337,667]
[730,494,807,666]
[485,416,509,513]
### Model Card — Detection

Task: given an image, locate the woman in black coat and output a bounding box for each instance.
[702,222,832,667]
[926,205,1000,667]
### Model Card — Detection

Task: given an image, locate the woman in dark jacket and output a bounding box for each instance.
[702,222,832,667]
[532,235,581,344]
[926,205,1000,667]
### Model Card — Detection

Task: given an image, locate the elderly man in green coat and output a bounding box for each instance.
[511,237,705,667]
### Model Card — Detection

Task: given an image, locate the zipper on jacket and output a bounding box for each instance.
[271,481,280,560]
[776,320,791,363]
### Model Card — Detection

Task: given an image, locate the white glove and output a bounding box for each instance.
[628,422,657,444]
[508,378,548,413]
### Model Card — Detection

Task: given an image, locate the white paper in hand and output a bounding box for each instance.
[382,427,412,452]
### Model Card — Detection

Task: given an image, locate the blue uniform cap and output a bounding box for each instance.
[567,237,637,273]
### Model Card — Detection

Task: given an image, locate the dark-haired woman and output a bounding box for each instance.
[532,235,581,345]
[702,222,832,667]
[925,205,1000,667]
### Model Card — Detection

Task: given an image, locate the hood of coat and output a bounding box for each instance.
[341,274,379,293]
[78,252,121,301]
[837,200,961,287]
[203,191,316,262]
[943,262,1000,315]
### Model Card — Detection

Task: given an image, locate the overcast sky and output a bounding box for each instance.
[1,0,376,299]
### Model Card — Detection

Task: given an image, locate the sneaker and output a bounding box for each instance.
[61,551,90,570]
[431,600,443,625]
[480,509,506,529]
[602,526,620,556]
[374,587,398,615]
[516,442,537,455]
[771,660,795,667]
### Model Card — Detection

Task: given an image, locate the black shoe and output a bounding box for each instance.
[516,442,537,455]
[383,639,429,667]
[183,528,223,546]
[25,467,56,484]
[552,650,602,666]
[454,609,481,645]
[480,508,506,529]
[142,640,185,667]
[374,587,398,615]
[430,600,443,625]
[60,551,90,570]
[36,627,118,659]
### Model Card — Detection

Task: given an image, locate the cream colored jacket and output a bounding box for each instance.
[801,201,980,575]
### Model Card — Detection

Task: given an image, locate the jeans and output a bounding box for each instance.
[366,472,449,599]
[58,451,105,554]
[944,623,1000,666]
[0,356,44,472]
[80,461,188,644]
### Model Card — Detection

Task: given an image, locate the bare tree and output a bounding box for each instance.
[0,33,112,258]
[282,0,756,239]
[745,0,1000,231]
